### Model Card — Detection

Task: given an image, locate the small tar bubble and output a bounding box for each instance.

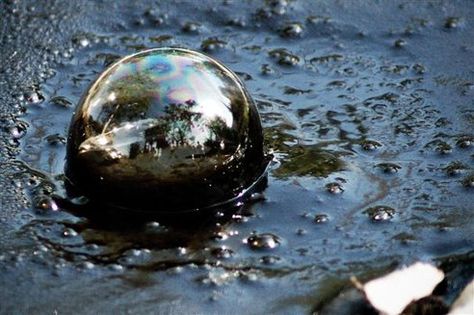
[261,64,274,75]
[436,143,452,155]
[79,261,95,270]
[394,39,407,48]
[314,214,329,224]
[361,140,382,151]
[182,21,202,33]
[279,22,304,38]
[376,163,402,174]
[211,247,234,259]
[201,37,227,52]
[249,192,266,201]
[326,182,344,194]
[246,233,281,250]
[461,174,474,188]
[444,162,467,177]
[49,96,73,108]
[45,134,66,145]
[445,17,461,29]
[456,136,473,148]
[9,123,28,139]
[25,90,44,104]
[62,227,78,238]
[260,255,281,265]
[296,228,307,235]
[365,206,396,222]
[108,263,124,272]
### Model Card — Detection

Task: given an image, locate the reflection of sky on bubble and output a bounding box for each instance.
[81,48,240,157]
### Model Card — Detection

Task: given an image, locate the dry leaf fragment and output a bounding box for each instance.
[356,262,444,315]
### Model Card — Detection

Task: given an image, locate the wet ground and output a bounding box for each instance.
[1,1,473,314]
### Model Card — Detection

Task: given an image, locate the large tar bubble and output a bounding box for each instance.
[66,47,268,213]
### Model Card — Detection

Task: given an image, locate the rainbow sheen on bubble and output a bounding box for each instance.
[66,47,267,213]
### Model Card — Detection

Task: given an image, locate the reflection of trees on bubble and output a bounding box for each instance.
[143,100,202,154]
[205,117,238,153]
[93,72,156,130]
[141,99,239,156]
[83,66,244,158]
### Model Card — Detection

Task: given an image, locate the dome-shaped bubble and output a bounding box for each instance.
[66,47,268,213]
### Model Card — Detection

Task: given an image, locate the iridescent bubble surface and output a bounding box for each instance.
[66,47,267,213]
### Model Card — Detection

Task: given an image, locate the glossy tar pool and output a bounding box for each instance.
[0,1,473,314]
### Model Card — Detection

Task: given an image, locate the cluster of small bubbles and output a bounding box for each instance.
[394,39,407,48]
[325,182,344,194]
[375,162,402,174]
[211,246,234,259]
[461,174,474,188]
[268,48,300,66]
[444,161,468,177]
[365,205,396,222]
[279,22,304,38]
[360,139,382,151]
[45,133,66,146]
[200,268,238,286]
[456,136,473,148]
[49,95,73,108]
[201,37,227,52]
[182,21,202,34]
[314,213,329,224]
[246,233,281,250]
[444,17,461,29]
